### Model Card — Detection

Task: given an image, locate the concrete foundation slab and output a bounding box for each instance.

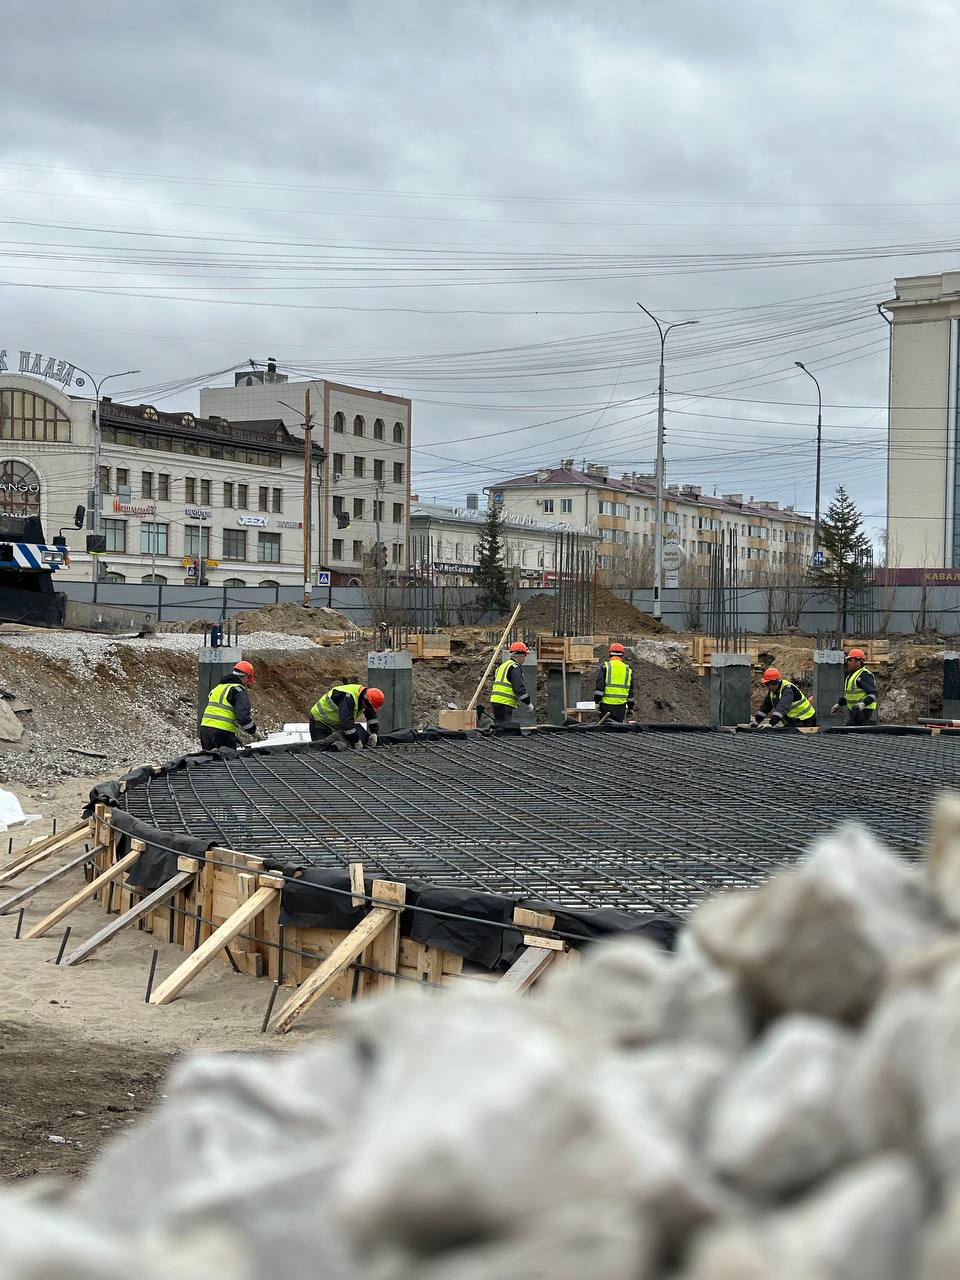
[546,667,582,725]
[368,650,413,734]
[814,650,846,724]
[944,652,960,720]
[709,653,751,726]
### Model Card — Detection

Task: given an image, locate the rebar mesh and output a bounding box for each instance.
[118,731,955,919]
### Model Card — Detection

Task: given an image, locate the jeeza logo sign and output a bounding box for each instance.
[0,349,81,388]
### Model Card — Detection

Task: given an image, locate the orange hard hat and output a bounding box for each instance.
[761,667,781,684]
[509,641,528,655]
[365,687,385,711]
[232,660,255,684]
[847,647,866,661]
[609,642,625,656]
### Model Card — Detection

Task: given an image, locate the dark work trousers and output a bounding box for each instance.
[199,727,238,752]
[778,715,818,731]
[847,706,877,726]
[597,703,628,723]
[309,719,371,745]
[492,704,515,726]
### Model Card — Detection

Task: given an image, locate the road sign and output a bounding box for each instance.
[185,565,197,579]
[318,571,331,586]
[492,491,504,505]
[665,570,680,589]
[662,544,683,572]
[812,549,826,567]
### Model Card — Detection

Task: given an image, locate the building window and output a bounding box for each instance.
[200,479,211,505]
[333,412,345,434]
[223,529,247,561]
[184,524,210,558]
[0,388,71,442]
[141,471,154,499]
[142,574,167,584]
[223,482,234,508]
[257,532,280,562]
[332,538,343,560]
[140,522,168,555]
[271,487,281,513]
[543,499,554,513]
[393,461,404,484]
[333,495,345,517]
[102,518,126,552]
[185,477,196,504]
[331,453,344,478]
[354,456,365,478]
[115,468,130,501]
[373,499,384,520]
[353,415,365,437]
[98,465,111,494]
[561,498,572,513]
[393,422,404,444]
[373,458,384,483]
[392,502,403,523]
[237,483,248,510]
[258,486,268,512]
[374,418,384,441]
[158,473,170,501]
[352,539,363,561]
[222,578,245,586]
[101,571,126,584]
[353,497,365,519]
[392,542,402,564]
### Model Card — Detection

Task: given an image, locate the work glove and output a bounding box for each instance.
[831,703,842,716]
[758,720,772,730]
[351,739,363,752]
[594,694,603,705]
[367,733,378,748]
[246,724,258,736]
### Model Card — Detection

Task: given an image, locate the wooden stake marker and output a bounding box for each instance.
[24,850,142,940]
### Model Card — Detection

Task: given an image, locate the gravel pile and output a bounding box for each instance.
[0,631,321,675]
[6,799,960,1276]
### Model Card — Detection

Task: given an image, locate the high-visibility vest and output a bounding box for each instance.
[310,683,362,727]
[601,658,633,706]
[491,659,520,707]
[201,681,240,733]
[845,666,877,710]
[774,679,816,722]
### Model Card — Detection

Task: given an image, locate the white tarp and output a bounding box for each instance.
[0,787,40,832]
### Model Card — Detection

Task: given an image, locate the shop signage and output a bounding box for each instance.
[111,498,156,516]
[184,506,213,520]
[0,349,81,388]
[276,519,303,529]
[238,515,268,527]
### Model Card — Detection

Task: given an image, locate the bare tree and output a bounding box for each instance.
[876,535,902,636]
[678,557,711,631]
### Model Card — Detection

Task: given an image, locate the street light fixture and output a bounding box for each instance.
[794,360,823,556]
[76,367,141,581]
[636,304,699,620]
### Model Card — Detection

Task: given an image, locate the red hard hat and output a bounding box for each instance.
[847,648,866,661]
[761,667,781,684]
[365,687,385,711]
[233,660,255,684]
[509,641,528,655]
[609,642,625,656]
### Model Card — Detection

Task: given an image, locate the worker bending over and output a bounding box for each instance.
[309,683,385,750]
[832,647,878,726]
[490,641,533,726]
[754,667,817,730]
[200,661,257,751]
[594,641,636,722]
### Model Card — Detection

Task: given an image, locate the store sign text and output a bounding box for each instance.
[0,349,81,388]
[276,519,303,529]
[238,515,268,527]
[112,498,156,516]
[184,506,213,520]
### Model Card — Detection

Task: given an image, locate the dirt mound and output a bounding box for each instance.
[516,587,668,636]
[158,602,355,636]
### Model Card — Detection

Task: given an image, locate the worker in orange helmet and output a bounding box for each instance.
[200,660,258,751]
[831,647,878,726]
[753,667,817,730]
[309,683,386,750]
[490,640,533,726]
[593,641,636,722]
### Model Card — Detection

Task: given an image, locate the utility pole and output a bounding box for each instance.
[636,305,698,620]
[302,387,313,606]
[795,361,823,557]
[73,365,140,582]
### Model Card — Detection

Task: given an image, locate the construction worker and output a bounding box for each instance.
[594,641,636,723]
[309,683,385,749]
[490,640,533,726]
[754,667,818,730]
[199,661,257,751]
[832,647,878,726]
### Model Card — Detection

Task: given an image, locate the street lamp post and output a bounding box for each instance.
[636,304,698,620]
[74,366,141,581]
[795,361,823,556]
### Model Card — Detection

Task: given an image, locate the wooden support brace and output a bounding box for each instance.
[349,861,365,907]
[24,850,141,940]
[0,821,90,886]
[148,883,280,1005]
[499,906,561,993]
[60,869,197,967]
[272,884,404,1034]
[361,879,406,993]
[0,846,99,915]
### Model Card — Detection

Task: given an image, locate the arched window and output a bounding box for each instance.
[141,574,167,584]
[102,571,126,584]
[373,418,385,441]
[353,415,365,436]
[392,421,404,444]
[0,459,42,519]
[333,412,345,434]
[223,577,246,587]
[259,579,279,587]
[1,389,71,444]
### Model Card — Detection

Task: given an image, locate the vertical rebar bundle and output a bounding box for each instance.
[553,533,596,636]
[706,528,742,652]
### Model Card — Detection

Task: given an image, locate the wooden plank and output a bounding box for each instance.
[60,870,196,967]
[0,846,99,915]
[0,822,90,885]
[499,945,557,993]
[148,885,280,1005]
[272,907,395,1034]
[349,861,365,907]
[362,880,406,992]
[513,906,562,950]
[466,603,522,712]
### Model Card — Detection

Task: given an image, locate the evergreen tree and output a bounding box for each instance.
[474,498,512,616]
[810,485,873,633]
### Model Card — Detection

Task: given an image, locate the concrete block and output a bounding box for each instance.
[546,667,582,725]
[367,650,413,735]
[814,649,845,721]
[943,653,960,720]
[708,653,751,726]
[197,646,241,732]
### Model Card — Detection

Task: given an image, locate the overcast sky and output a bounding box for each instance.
[4,0,960,543]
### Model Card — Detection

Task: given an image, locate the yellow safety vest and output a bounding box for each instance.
[845,667,877,710]
[491,659,520,707]
[311,683,363,726]
[773,679,816,722]
[201,681,240,733]
[601,658,633,706]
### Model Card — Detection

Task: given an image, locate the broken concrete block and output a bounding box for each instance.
[0,697,23,742]
[600,1043,730,1145]
[693,824,945,1022]
[919,1182,960,1280]
[914,960,960,1180]
[681,1224,821,1280]
[704,1015,855,1198]
[927,792,960,922]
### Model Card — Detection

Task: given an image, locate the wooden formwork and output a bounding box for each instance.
[405,632,452,660]
[536,635,597,665]
[12,804,577,1032]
